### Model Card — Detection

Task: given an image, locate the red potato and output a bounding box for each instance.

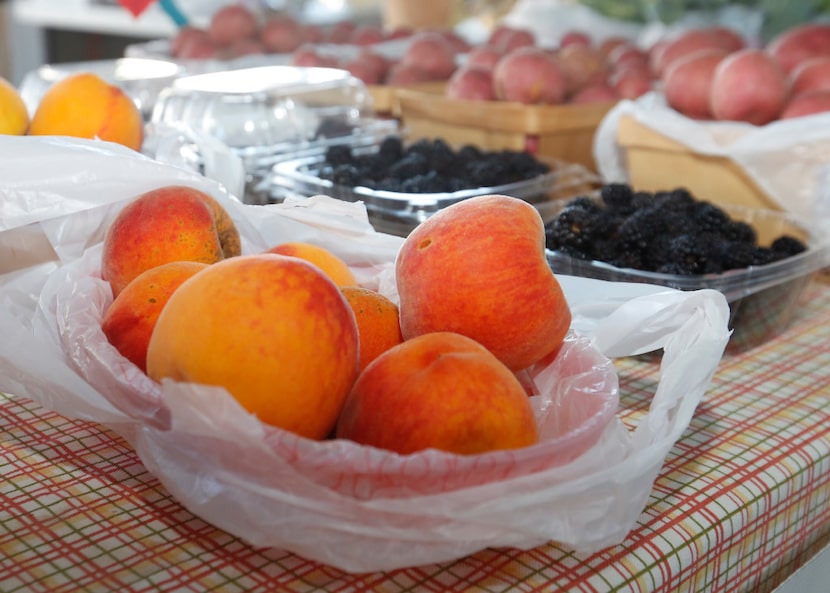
[560,30,592,48]
[259,14,306,54]
[493,46,567,104]
[568,82,618,104]
[400,31,458,80]
[557,43,608,96]
[708,26,746,53]
[709,49,790,125]
[651,28,738,79]
[766,23,830,75]
[790,55,830,96]
[664,48,729,119]
[438,29,473,53]
[446,66,496,101]
[780,89,830,118]
[611,66,653,99]
[208,4,259,46]
[466,45,504,72]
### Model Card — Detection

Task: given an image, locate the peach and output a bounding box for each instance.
[767,23,830,75]
[465,45,504,73]
[340,286,404,374]
[400,31,458,80]
[146,254,359,439]
[101,186,229,297]
[208,3,259,46]
[789,55,830,96]
[446,66,496,101]
[265,242,356,287]
[0,76,29,135]
[101,261,208,373]
[493,47,567,105]
[651,28,736,79]
[780,89,830,119]
[664,48,729,119]
[29,72,144,152]
[709,48,790,125]
[259,14,306,54]
[335,332,539,455]
[395,194,571,372]
[557,43,609,96]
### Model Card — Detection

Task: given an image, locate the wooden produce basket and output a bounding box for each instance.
[367,81,446,118]
[616,115,780,211]
[395,89,616,172]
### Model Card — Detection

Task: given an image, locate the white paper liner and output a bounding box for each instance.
[0,136,731,573]
[594,91,830,219]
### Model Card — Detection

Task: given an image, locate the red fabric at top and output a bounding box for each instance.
[117,0,156,18]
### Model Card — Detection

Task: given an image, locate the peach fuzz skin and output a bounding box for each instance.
[395,194,571,372]
[146,254,360,440]
[101,187,226,298]
[101,261,209,373]
[335,331,539,455]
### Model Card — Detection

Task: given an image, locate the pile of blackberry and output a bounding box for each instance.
[316,136,551,194]
[544,183,808,276]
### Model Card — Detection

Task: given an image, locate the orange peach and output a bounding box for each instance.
[146,254,359,439]
[101,186,226,298]
[335,331,539,455]
[340,286,404,373]
[101,261,208,372]
[395,194,571,372]
[0,76,29,135]
[266,242,356,287]
[29,72,144,152]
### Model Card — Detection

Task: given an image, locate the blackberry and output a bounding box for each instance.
[656,261,696,275]
[693,201,731,234]
[545,207,597,252]
[329,164,361,186]
[668,234,709,274]
[378,136,404,161]
[564,196,602,214]
[600,183,634,211]
[388,152,430,179]
[324,144,354,167]
[717,240,756,270]
[654,187,696,212]
[721,220,757,244]
[771,235,807,257]
[750,246,776,266]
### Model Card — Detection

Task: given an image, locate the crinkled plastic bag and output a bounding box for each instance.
[0,136,731,573]
[594,92,830,218]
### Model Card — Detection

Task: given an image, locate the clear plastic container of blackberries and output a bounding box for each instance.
[539,197,830,352]
[259,137,603,236]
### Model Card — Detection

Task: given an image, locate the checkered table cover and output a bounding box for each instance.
[2,278,829,593]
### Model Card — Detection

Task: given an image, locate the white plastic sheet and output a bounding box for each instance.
[594,92,830,218]
[0,136,731,573]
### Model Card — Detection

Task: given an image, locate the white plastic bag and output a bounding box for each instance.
[594,92,830,218]
[0,136,731,573]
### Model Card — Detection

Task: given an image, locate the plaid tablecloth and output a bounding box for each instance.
[2,278,829,593]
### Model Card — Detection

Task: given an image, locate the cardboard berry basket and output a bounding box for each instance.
[395,88,617,173]
[595,92,830,218]
[0,136,730,573]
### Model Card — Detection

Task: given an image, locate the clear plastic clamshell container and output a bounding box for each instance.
[262,141,602,236]
[539,199,830,351]
[150,65,383,177]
